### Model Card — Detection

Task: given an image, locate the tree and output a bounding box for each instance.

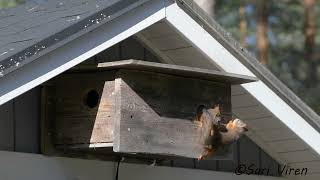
[303,0,316,87]
[256,0,269,65]
[239,0,247,46]
[0,0,23,9]
[194,0,215,18]
[214,0,320,113]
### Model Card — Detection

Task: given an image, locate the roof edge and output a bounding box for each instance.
[0,0,151,78]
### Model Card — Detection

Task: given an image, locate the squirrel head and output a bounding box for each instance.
[226,118,248,132]
[222,119,248,144]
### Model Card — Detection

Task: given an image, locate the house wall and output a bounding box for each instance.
[0,37,279,176]
[0,87,40,153]
[0,151,285,180]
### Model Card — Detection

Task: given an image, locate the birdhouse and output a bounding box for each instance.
[41,60,256,159]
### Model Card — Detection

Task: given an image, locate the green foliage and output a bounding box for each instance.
[215,0,320,113]
[0,0,24,9]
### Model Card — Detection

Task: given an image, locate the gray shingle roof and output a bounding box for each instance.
[0,0,147,77]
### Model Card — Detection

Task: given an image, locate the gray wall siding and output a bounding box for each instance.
[14,88,40,153]
[0,88,40,153]
[0,101,14,151]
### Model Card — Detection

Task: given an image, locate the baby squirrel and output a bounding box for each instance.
[196,105,248,160]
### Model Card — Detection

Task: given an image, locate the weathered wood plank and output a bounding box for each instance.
[113,69,232,158]
[98,60,257,84]
[52,71,116,146]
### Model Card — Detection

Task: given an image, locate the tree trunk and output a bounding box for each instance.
[256,0,268,65]
[239,1,247,47]
[194,0,215,18]
[303,0,316,86]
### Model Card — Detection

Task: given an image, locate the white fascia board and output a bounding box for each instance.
[0,0,166,106]
[165,3,320,156]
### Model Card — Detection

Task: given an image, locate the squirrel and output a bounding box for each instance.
[195,105,248,160]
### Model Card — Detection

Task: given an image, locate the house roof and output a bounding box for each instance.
[0,0,149,77]
[0,0,320,176]
[2,0,318,130]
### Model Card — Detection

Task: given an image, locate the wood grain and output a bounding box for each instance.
[47,71,116,146]
[113,69,232,158]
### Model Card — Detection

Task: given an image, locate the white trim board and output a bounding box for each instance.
[165,3,320,157]
[0,0,166,106]
[0,151,286,180]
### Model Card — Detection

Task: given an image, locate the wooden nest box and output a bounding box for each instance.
[41,60,256,159]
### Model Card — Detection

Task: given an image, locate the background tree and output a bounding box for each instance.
[303,0,316,87]
[239,0,247,47]
[0,0,23,9]
[256,0,269,65]
[215,0,320,113]
[195,0,215,18]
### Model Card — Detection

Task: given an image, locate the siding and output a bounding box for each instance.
[0,88,40,153]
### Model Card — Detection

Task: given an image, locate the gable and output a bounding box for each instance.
[0,1,319,178]
[135,2,320,179]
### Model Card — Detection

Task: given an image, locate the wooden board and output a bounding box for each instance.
[98,60,257,85]
[47,71,116,147]
[113,69,232,158]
